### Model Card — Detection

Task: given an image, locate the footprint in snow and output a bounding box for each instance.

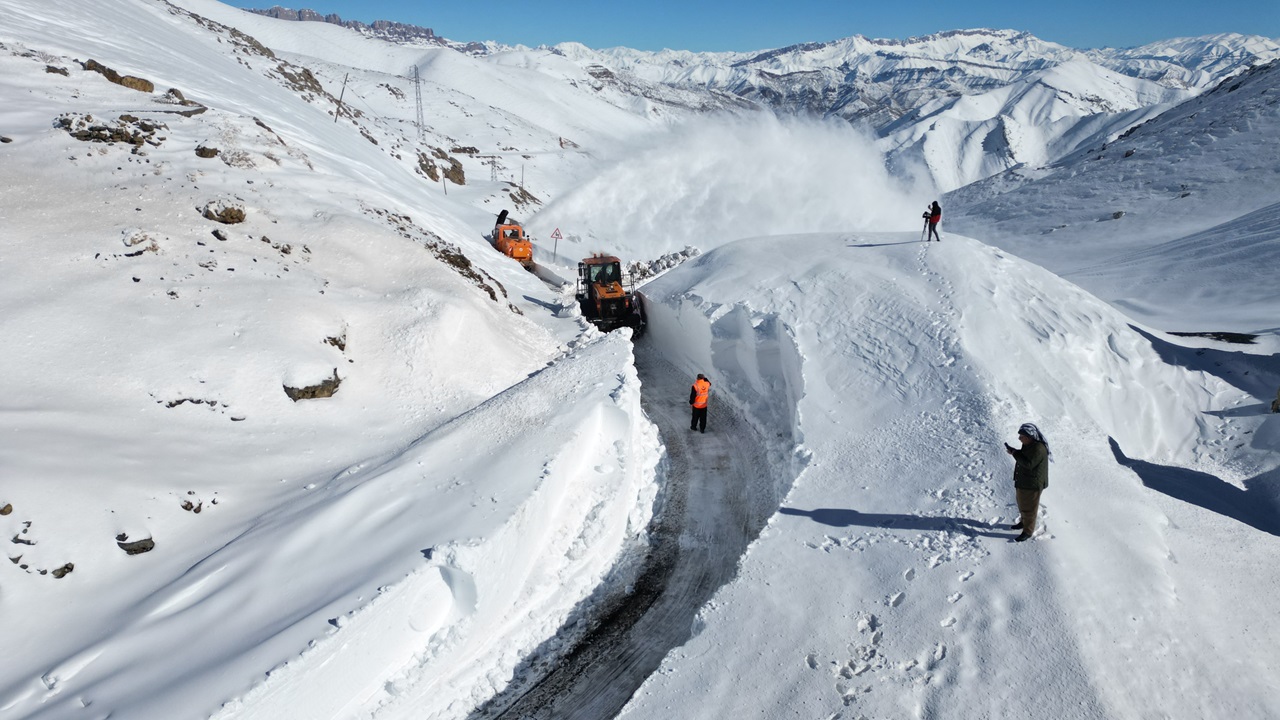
[887,592,905,607]
[903,568,916,582]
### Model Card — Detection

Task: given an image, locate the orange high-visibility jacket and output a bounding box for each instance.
[691,378,711,409]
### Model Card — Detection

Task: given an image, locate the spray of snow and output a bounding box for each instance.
[529,113,933,259]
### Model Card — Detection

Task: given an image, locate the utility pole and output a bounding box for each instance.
[334,73,348,123]
[412,65,425,140]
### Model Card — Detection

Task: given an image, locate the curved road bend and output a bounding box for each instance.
[468,341,783,720]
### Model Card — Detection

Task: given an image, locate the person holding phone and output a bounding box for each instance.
[1005,423,1050,542]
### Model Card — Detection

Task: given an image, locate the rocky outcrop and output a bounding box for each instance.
[247,6,438,44]
[201,200,246,224]
[80,59,154,93]
[116,534,155,555]
[1272,387,1280,413]
[284,369,342,401]
[56,113,167,154]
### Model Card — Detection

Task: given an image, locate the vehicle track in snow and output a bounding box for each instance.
[468,341,782,720]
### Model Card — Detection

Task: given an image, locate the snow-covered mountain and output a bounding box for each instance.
[1088,32,1280,89]
[557,28,1279,115]
[1,2,1278,720]
[552,29,1280,189]
[947,58,1280,332]
[879,57,1189,191]
[229,14,1280,190]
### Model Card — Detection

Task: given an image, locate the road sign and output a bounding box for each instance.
[550,228,563,240]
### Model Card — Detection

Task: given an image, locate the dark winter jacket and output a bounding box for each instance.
[1012,441,1049,490]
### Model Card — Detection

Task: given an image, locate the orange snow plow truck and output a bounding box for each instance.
[492,209,534,269]
[577,253,645,335]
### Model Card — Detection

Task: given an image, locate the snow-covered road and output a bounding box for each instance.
[470,340,784,719]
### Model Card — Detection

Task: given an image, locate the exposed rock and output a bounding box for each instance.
[0,137,11,144]
[201,200,246,224]
[503,182,541,210]
[158,88,207,115]
[246,7,438,45]
[165,398,218,409]
[364,206,508,307]
[284,369,342,401]
[0,503,11,515]
[416,151,440,181]
[442,156,465,185]
[119,76,154,92]
[116,534,156,555]
[80,59,154,93]
[1272,387,1280,413]
[45,65,68,75]
[121,230,158,257]
[195,145,219,158]
[56,113,166,154]
[51,563,74,579]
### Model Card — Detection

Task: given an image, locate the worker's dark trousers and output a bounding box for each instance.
[690,406,707,432]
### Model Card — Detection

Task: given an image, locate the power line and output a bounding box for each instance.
[413,64,425,140]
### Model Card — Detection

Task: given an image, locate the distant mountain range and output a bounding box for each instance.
[242,8,1280,190]
[553,29,1280,189]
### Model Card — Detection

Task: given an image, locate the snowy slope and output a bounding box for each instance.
[623,232,1280,720]
[947,59,1280,331]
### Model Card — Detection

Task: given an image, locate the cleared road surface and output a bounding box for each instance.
[469,341,783,719]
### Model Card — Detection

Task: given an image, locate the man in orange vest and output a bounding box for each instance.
[689,373,711,433]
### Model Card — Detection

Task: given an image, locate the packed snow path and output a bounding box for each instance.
[469,342,782,720]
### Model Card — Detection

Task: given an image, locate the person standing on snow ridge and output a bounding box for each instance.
[689,373,711,433]
[925,201,943,242]
[1004,422,1050,542]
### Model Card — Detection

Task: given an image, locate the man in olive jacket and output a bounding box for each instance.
[1005,422,1049,542]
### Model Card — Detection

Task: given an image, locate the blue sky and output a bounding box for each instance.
[221,0,1280,52]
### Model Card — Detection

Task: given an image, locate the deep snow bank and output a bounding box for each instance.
[625,231,1280,719]
[209,333,661,720]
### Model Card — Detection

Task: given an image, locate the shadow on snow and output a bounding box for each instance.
[1108,437,1280,537]
[778,507,1008,539]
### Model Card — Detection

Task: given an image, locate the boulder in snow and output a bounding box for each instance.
[201,200,246,224]
[284,369,342,401]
